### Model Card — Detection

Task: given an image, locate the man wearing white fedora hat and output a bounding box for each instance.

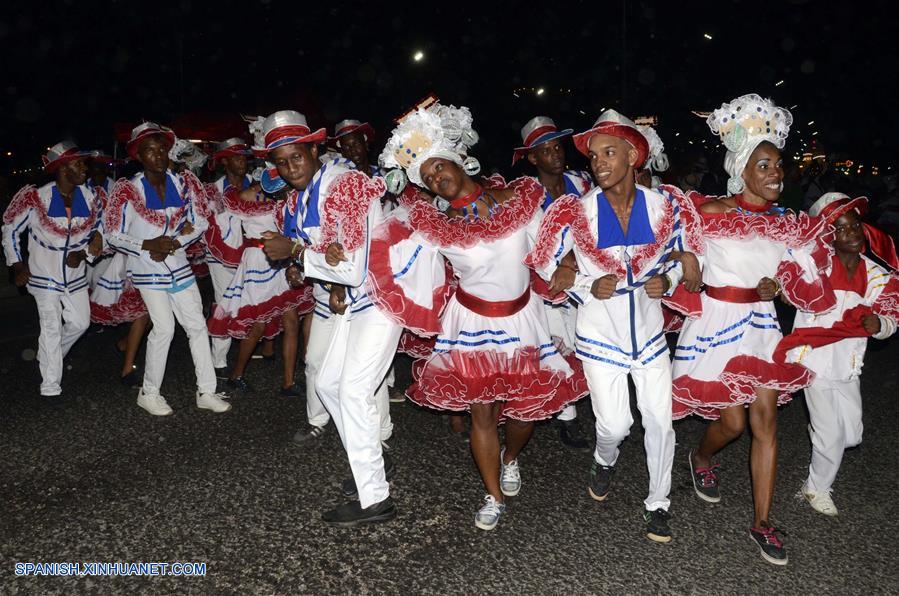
[515,116,593,449]
[104,122,231,416]
[258,110,400,526]
[2,141,104,401]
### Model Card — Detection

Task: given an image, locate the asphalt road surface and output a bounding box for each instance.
[1,278,897,594]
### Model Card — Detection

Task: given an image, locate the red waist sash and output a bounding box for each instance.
[455,286,531,317]
[704,285,760,304]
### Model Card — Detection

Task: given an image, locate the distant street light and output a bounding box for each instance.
[413,51,424,62]
[703,33,713,40]
[536,87,545,96]
[775,80,785,87]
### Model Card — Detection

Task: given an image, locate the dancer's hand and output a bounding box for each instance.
[329,284,348,315]
[65,250,87,268]
[12,262,30,287]
[261,231,293,260]
[88,232,103,257]
[590,275,619,300]
[285,264,304,288]
[142,235,174,254]
[548,265,576,295]
[326,243,346,266]
[862,314,882,336]
[757,277,780,301]
[672,251,703,293]
[644,274,670,299]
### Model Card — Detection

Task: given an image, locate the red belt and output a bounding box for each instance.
[455,287,531,318]
[704,285,760,303]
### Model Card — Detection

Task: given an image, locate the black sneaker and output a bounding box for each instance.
[689,449,722,503]
[279,383,303,397]
[749,525,788,566]
[558,418,590,450]
[291,425,326,446]
[226,377,251,392]
[643,508,673,543]
[342,452,396,499]
[588,460,614,501]
[322,497,397,527]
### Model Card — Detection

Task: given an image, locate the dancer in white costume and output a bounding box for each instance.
[258,110,437,527]
[514,115,592,449]
[668,94,836,565]
[377,101,587,531]
[2,141,103,399]
[105,122,231,416]
[779,193,898,517]
[528,109,700,543]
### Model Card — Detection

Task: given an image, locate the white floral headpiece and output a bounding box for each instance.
[168,138,208,171]
[707,93,792,195]
[637,125,669,173]
[379,102,480,192]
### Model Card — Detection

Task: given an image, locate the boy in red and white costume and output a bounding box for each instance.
[527,109,701,543]
[515,115,593,449]
[779,192,898,516]
[2,141,103,399]
[257,110,408,526]
[105,122,230,416]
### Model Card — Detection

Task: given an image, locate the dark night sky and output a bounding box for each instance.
[2,0,897,178]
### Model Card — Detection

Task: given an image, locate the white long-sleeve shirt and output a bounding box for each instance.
[2,182,103,294]
[104,170,207,290]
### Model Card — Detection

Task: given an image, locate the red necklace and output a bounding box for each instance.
[449,184,484,210]
[735,194,772,213]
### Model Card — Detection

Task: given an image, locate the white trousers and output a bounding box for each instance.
[305,312,392,440]
[208,262,235,369]
[583,358,675,511]
[33,290,90,396]
[316,307,402,508]
[139,284,217,396]
[805,377,863,493]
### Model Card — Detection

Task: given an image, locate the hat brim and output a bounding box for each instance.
[511,129,574,165]
[254,128,328,158]
[213,149,253,161]
[126,130,176,160]
[44,151,94,173]
[821,196,868,224]
[573,123,649,169]
[328,123,375,146]
[261,167,287,194]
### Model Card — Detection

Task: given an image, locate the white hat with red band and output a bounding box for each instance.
[329,119,375,144]
[42,140,94,172]
[213,137,252,160]
[511,116,573,165]
[126,122,176,160]
[573,109,649,169]
[251,110,327,157]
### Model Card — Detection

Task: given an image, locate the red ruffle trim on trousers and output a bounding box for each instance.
[672,354,812,420]
[407,347,588,422]
[207,285,313,340]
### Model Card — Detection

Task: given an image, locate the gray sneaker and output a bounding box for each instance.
[474,495,507,531]
[292,425,326,446]
[499,448,521,497]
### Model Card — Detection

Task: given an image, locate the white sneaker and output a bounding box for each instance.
[500,448,521,497]
[137,389,173,416]
[474,495,507,531]
[800,484,839,516]
[196,391,232,413]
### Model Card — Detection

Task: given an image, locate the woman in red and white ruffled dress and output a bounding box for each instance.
[666,94,835,565]
[207,185,313,395]
[375,102,587,530]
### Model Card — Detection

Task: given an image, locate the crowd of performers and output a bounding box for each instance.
[4,93,898,566]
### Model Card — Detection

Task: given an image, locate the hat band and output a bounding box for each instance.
[523,125,557,147]
[265,126,311,147]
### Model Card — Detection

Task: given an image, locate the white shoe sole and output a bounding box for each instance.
[588,486,609,502]
[475,517,501,531]
[749,534,788,566]
[500,484,520,497]
[197,402,232,413]
[137,403,173,416]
